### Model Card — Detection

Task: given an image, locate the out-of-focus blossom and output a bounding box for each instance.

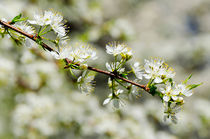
[106,43,132,57]
[132,62,144,80]
[164,102,182,124]
[77,70,95,94]
[103,89,126,108]
[13,93,56,136]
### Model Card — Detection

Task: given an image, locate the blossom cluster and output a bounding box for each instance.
[102,42,200,123]
[51,43,97,64]
[28,10,66,37]
[0,10,201,124]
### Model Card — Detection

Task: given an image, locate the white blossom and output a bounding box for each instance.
[28,10,66,37]
[106,43,132,57]
[176,83,192,97]
[164,102,182,124]
[132,62,144,80]
[50,43,97,64]
[144,58,175,83]
[15,22,37,48]
[77,71,95,94]
[127,79,142,100]
[28,12,46,26]
[12,93,56,136]
[51,23,66,37]
[160,84,179,102]
[106,62,125,73]
[103,89,126,108]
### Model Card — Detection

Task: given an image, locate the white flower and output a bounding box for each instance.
[103,89,125,108]
[160,84,179,102]
[51,23,66,37]
[28,10,66,37]
[28,12,46,26]
[77,71,95,94]
[176,84,192,97]
[106,62,125,74]
[72,44,97,63]
[12,93,56,136]
[50,46,71,59]
[15,22,37,48]
[106,43,132,57]
[28,10,62,26]
[50,43,97,64]
[143,58,164,82]
[128,84,141,100]
[164,102,182,124]
[132,62,144,80]
[143,58,175,83]
[43,10,54,25]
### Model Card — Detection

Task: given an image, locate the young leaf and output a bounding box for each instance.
[120,73,128,79]
[188,83,203,90]
[183,74,192,84]
[11,14,22,24]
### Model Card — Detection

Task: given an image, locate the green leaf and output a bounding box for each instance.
[188,83,203,90]
[120,73,128,79]
[11,14,22,24]
[16,17,28,23]
[69,68,77,78]
[183,74,192,84]
[149,84,157,96]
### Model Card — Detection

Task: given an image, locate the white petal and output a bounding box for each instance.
[105,62,112,72]
[103,98,111,105]
[159,88,165,94]
[163,95,170,102]
[134,62,140,67]
[154,77,162,83]
[171,90,179,96]
[28,20,37,25]
[143,74,151,79]
[171,96,178,101]
[136,72,143,80]
[116,89,124,95]
[183,90,193,97]
[77,76,82,83]
[105,45,112,54]
[144,65,152,73]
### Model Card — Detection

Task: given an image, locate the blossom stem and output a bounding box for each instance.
[39,28,52,36]
[39,25,49,35]
[0,20,151,94]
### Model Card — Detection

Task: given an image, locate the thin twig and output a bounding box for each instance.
[0,20,150,93]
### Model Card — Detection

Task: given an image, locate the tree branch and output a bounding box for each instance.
[0,20,150,93]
